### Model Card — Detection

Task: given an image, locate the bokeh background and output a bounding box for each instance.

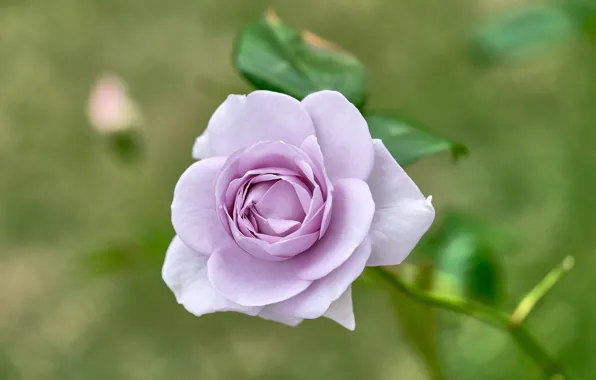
[1,0,595,379]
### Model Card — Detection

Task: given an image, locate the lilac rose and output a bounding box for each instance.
[162,90,434,330]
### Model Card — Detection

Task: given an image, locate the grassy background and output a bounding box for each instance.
[1,0,596,379]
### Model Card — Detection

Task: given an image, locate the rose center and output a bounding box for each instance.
[238,177,307,238]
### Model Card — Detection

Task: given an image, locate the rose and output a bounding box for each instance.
[162,90,434,330]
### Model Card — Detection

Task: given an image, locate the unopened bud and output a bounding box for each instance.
[88,74,144,163]
[88,74,142,133]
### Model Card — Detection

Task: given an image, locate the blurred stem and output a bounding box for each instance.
[369,262,573,379]
[510,256,575,326]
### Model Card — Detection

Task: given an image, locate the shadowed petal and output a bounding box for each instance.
[172,157,232,254]
[201,91,315,157]
[192,131,210,160]
[259,307,303,327]
[294,178,374,280]
[275,237,370,319]
[208,244,312,307]
[302,91,374,180]
[162,237,262,317]
[366,140,435,266]
[324,287,355,330]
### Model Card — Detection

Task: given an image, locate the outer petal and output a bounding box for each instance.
[302,91,374,180]
[324,287,355,330]
[202,91,315,157]
[366,140,435,266]
[162,237,261,317]
[259,307,303,327]
[294,178,375,280]
[207,245,312,307]
[192,131,210,160]
[275,237,371,319]
[171,157,232,254]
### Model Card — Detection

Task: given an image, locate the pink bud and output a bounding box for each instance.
[87,74,140,133]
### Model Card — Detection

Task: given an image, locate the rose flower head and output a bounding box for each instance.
[162,90,434,330]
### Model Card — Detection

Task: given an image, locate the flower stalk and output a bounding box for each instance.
[368,255,574,379]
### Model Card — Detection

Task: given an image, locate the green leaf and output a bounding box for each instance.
[470,5,578,63]
[233,9,367,108]
[434,213,504,307]
[364,112,468,167]
[566,1,596,41]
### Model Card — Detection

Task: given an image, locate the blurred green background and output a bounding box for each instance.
[1,0,596,379]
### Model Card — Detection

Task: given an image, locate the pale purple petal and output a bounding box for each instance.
[231,218,320,260]
[208,245,312,306]
[296,203,324,235]
[254,232,283,243]
[366,140,435,266]
[267,218,302,235]
[302,91,374,180]
[259,307,303,327]
[255,180,305,221]
[299,135,334,237]
[320,190,333,237]
[367,197,434,266]
[299,135,325,169]
[294,179,375,280]
[285,181,311,215]
[275,237,370,319]
[215,142,319,230]
[367,139,429,201]
[192,131,210,160]
[324,287,355,330]
[171,157,232,254]
[203,91,315,157]
[162,237,261,316]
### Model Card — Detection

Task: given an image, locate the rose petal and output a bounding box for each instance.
[302,91,374,181]
[208,245,312,306]
[324,287,355,330]
[254,232,283,244]
[278,175,312,214]
[255,180,305,221]
[267,218,302,235]
[216,141,317,229]
[192,131,210,160]
[366,140,435,266]
[320,189,333,238]
[367,139,429,201]
[162,237,261,316]
[202,91,315,157]
[172,157,232,254]
[293,178,375,280]
[299,135,325,170]
[230,216,320,260]
[258,307,303,327]
[275,237,370,319]
[299,135,334,237]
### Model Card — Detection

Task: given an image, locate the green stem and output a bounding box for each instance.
[368,261,573,379]
[510,256,575,326]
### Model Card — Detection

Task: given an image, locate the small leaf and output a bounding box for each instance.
[434,213,504,307]
[365,112,468,167]
[470,5,578,63]
[234,9,367,108]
